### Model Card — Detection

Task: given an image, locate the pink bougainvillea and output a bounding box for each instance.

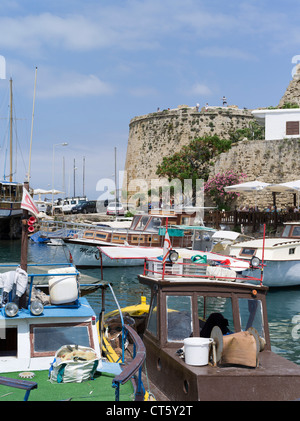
[204,171,247,210]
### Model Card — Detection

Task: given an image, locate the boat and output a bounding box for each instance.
[134,248,300,401]
[63,211,215,267]
[228,222,300,287]
[0,265,146,401]
[98,245,251,274]
[0,79,24,239]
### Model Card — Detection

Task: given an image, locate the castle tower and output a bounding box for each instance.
[123,105,254,197]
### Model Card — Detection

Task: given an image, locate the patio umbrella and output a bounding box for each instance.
[224,180,270,192]
[265,180,300,209]
[224,180,270,209]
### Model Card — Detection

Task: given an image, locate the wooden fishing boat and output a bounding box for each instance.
[63,211,206,267]
[136,251,300,401]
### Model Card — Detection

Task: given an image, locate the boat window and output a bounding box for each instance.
[166,295,192,342]
[281,225,291,237]
[146,217,162,232]
[130,215,141,230]
[134,216,150,231]
[147,292,158,337]
[239,247,257,258]
[0,327,17,357]
[290,226,300,238]
[238,298,265,339]
[31,323,92,357]
[83,231,95,239]
[197,296,234,335]
[95,233,108,240]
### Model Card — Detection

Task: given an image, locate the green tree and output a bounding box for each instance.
[229,120,264,142]
[156,135,232,203]
[156,135,232,182]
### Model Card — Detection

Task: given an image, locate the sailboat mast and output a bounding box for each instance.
[27,66,38,182]
[9,78,13,182]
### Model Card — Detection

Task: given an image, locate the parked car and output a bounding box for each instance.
[37,203,47,213]
[71,200,97,214]
[106,202,125,216]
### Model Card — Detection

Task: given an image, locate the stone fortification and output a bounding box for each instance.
[211,137,300,210]
[124,105,254,195]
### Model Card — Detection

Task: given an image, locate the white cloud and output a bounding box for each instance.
[197,46,257,61]
[37,72,114,99]
[189,83,212,96]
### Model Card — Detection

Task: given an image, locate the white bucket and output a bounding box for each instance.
[184,337,213,366]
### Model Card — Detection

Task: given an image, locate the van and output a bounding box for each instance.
[62,197,87,214]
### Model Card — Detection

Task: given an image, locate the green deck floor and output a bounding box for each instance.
[0,370,134,401]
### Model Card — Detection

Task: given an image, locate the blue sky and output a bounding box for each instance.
[0,0,299,200]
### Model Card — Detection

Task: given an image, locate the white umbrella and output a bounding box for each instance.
[224,180,270,192]
[265,180,300,193]
[46,189,64,195]
[265,180,300,209]
[224,180,270,209]
[33,188,49,195]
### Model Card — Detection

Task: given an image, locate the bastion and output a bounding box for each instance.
[123,105,254,196]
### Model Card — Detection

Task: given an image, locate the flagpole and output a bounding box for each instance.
[20,181,29,307]
[162,217,169,280]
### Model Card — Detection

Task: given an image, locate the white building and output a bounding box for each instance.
[252,108,300,141]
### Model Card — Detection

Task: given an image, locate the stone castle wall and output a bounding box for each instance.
[123,71,300,211]
[124,105,254,195]
[211,137,300,210]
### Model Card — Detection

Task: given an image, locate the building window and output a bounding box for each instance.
[286,121,299,135]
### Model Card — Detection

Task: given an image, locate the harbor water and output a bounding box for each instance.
[1,239,300,366]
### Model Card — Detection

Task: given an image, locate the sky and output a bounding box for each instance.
[0,0,299,200]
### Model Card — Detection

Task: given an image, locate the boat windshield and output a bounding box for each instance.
[238,298,265,339]
[146,217,162,232]
[167,295,192,342]
[133,215,150,231]
[147,291,158,337]
[198,296,234,335]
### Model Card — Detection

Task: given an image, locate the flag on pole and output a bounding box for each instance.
[162,229,171,264]
[21,188,39,218]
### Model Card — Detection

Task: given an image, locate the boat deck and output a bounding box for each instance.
[0,366,134,401]
[156,347,300,401]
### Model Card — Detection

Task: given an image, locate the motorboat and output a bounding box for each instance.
[63,211,209,267]
[229,222,300,287]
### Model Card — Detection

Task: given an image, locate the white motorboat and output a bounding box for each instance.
[229,222,300,287]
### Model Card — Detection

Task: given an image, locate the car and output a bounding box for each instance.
[71,200,97,214]
[37,203,47,213]
[106,202,125,216]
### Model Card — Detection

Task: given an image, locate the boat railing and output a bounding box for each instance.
[101,283,146,401]
[112,323,146,401]
[143,258,263,284]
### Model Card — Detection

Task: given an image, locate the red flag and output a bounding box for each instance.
[162,230,171,263]
[21,188,39,218]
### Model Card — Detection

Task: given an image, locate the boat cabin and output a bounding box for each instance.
[281,222,300,238]
[0,265,100,373]
[138,257,300,401]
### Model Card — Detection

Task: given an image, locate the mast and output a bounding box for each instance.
[9,78,13,182]
[27,66,38,182]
